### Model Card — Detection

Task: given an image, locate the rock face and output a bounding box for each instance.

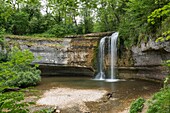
[132,39,170,66]
[4,35,170,81]
[118,39,170,81]
[5,35,100,76]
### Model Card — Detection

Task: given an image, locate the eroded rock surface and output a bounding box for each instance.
[132,39,170,66]
[118,39,170,81]
[4,35,170,80]
[6,36,99,68]
[5,35,100,76]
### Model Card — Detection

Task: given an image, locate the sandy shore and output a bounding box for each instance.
[36,88,107,111]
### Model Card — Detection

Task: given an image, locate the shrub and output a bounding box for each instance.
[129,97,145,113]
[47,24,76,37]
[147,88,170,113]
[0,51,7,62]
[0,92,30,113]
[0,47,41,88]
[0,27,5,48]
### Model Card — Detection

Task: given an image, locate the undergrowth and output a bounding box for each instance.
[129,97,145,113]
[147,87,170,113]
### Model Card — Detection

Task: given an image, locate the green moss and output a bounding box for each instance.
[92,40,99,71]
[5,35,71,48]
[5,35,64,41]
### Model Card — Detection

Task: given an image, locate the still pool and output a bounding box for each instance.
[31,76,162,113]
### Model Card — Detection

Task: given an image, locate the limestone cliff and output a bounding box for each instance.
[132,39,170,66]
[5,35,101,76]
[4,34,170,81]
[118,39,170,81]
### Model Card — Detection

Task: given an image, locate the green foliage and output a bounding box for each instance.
[163,60,170,88]
[35,108,54,113]
[0,28,7,62]
[0,1,13,23]
[148,2,170,40]
[0,89,54,113]
[0,45,41,112]
[129,97,145,113]
[31,33,56,38]
[148,2,170,25]
[0,47,41,87]
[0,0,169,45]
[47,24,77,37]
[144,35,170,113]
[93,0,124,32]
[156,30,170,42]
[119,0,157,47]
[0,51,7,63]
[0,28,5,47]
[161,16,170,35]
[147,88,170,113]
[0,92,30,113]
[10,11,29,35]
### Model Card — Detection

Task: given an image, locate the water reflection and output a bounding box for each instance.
[36,76,161,98]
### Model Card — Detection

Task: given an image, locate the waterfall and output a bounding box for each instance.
[94,32,119,82]
[105,32,119,82]
[94,37,107,80]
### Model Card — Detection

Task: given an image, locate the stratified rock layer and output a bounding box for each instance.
[118,39,170,81]
[5,35,100,76]
[132,39,170,66]
[4,34,170,81]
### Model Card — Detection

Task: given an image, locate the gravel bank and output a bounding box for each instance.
[36,88,107,110]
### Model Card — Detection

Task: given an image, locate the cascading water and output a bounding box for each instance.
[105,32,119,82]
[94,37,107,80]
[94,32,119,82]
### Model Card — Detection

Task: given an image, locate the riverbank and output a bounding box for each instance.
[36,88,107,112]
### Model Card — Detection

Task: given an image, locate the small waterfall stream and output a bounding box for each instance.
[95,37,107,80]
[105,32,119,82]
[95,32,119,82]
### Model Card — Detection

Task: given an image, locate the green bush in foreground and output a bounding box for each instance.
[147,88,170,113]
[129,97,145,113]
[0,47,41,87]
[130,58,170,113]
[0,90,53,113]
[0,92,30,113]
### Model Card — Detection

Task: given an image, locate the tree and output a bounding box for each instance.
[94,0,126,32]
[148,2,170,40]
[118,0,161,47]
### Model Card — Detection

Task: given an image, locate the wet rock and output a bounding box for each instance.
[52,106,60,113]
[106,91,116,99]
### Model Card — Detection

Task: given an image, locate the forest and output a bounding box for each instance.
[0,0,169,47]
